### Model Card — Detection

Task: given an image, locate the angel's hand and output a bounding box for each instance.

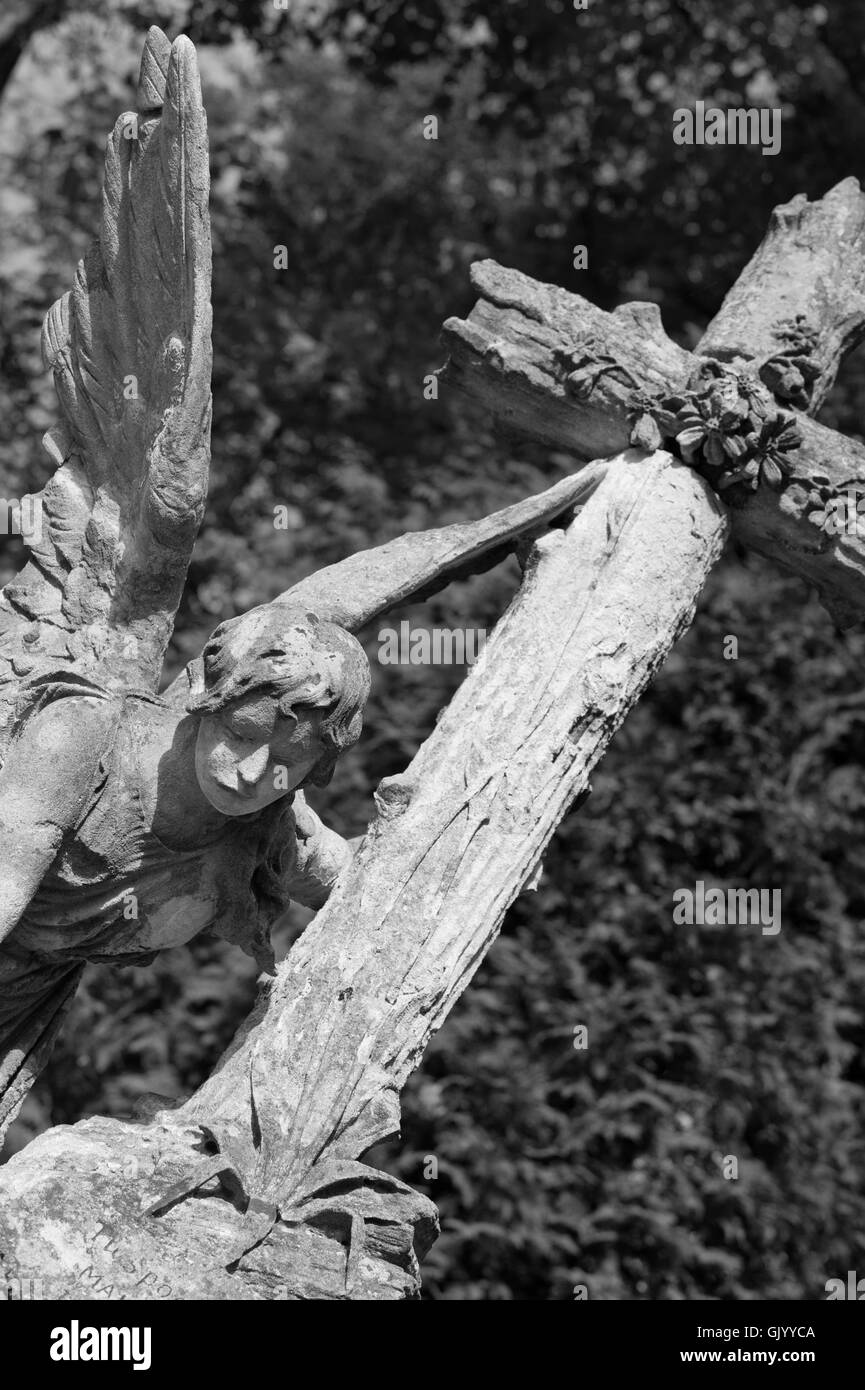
[285,792,355,911]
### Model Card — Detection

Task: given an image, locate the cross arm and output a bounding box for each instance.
[698,176,865,407]
[440,178,865,627]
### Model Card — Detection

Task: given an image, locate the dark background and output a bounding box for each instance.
[2,0,865,1298]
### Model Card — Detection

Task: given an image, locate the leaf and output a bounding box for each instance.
[630,412,662,451]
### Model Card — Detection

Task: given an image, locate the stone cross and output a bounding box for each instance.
[2,27,863,1301]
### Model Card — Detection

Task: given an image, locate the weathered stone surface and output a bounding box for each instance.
[441,179,865,625]
[0,26,213,723]
[0,1116,432,1300]
[698,177,865,409]
[0,29,600,1158]
[162,460,608,706]
[0,451,727,1298]
[442,260,692,458]
[3,21,864,1304]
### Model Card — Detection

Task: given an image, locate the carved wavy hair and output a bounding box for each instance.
[187,605,371,787]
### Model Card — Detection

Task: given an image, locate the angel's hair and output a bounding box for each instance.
[188,606,371,787]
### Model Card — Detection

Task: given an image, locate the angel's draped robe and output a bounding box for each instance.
[0,678,349,1146]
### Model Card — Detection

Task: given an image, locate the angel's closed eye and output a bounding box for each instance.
[224,719,258,742]
[223,708,274,742]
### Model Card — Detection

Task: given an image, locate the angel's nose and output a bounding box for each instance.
[237,745,270,788]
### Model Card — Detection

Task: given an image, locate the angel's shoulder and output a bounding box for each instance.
[0,680,121,825]
[9,676,121,758]
[22,686,117,750]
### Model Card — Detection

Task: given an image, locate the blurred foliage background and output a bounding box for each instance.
[2,0,865,1298]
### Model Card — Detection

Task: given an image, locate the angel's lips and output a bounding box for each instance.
[196,774,276,817]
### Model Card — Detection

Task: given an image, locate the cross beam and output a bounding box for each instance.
[441,178,865,627]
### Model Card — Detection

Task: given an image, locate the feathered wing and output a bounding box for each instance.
[0,27,211,747]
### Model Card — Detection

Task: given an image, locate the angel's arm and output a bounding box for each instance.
[285,792,358,911]
[0,699,113,945]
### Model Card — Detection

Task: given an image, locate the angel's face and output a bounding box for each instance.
[195,692,323,816]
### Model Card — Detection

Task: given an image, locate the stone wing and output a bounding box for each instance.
[0,27,211,747]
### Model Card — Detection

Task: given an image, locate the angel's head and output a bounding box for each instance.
[189,606,370,817]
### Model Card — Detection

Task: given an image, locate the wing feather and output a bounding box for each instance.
[0,27,212,750]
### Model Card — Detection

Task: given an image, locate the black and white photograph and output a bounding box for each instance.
[0,0,863,1348]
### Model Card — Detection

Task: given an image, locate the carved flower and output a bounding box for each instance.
[715,457,761,491]
[756,414,803,486]
[739,374,775,423]
[774,313,820,353]
[640,366,802,499]
[760,353,821,408]
[672,377,750,468]
[759,315,822,408]
[734,413,802,490]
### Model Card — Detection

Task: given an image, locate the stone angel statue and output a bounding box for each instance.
[0,27,594,1148]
